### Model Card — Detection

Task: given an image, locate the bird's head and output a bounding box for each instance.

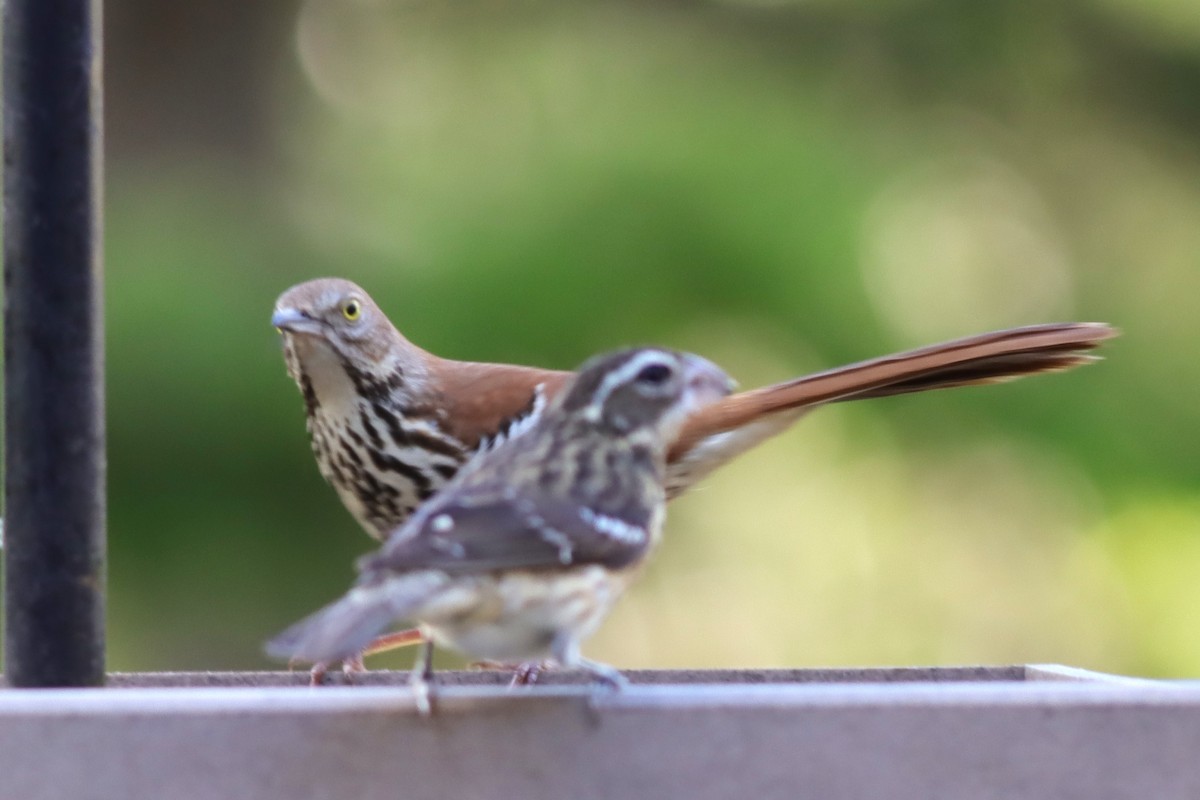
[273,278,399,364]
[561,347,735,441]
[271,278,433,406]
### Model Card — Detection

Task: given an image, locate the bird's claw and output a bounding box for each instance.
[510,661,548,687]
[582,659,627,691]
[470,659,550,686]
[292,652,366,686]
[411,675,435,717]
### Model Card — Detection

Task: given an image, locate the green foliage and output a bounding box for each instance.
[75,0,1200,674]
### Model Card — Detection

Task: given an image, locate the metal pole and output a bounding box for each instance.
[3,0,105,686]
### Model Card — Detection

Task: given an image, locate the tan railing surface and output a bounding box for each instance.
[2,666,1198,800]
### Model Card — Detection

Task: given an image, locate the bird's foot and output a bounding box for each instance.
[292,652,366,686]
[580,658,627,692]
[510,661,549,687]
[410,640,437,716]
[469,660,551,686]
[410,672,436,717]
[575,658,626,724]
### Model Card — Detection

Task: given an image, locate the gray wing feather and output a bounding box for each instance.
[362,493,652,576]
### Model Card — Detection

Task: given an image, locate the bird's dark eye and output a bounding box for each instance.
[635,363,672,385]
[342,299,362,321]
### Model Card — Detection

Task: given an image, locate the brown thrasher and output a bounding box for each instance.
[272,278,1116,670]
[268,347,734,710]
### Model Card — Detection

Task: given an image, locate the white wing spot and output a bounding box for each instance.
[516,498,574,563]
[431,513,454,532]
[579,508,646,546]
[537,526,575,564]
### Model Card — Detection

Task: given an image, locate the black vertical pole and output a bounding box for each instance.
[3,0,105,686]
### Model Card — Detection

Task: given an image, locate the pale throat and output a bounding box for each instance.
[292,335,360,416]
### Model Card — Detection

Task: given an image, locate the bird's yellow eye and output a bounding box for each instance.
[342,299,362,321]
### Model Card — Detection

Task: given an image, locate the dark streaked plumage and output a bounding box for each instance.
[266,347,734,700]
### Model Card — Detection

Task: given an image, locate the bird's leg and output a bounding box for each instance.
[409,639,437,716]
[294,657,327,685]
[552,634,626,691]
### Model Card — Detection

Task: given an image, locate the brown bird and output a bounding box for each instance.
[267,347,735,709]
[272,278,1116,669]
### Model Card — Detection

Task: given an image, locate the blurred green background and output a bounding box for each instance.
[18,0,1200,676]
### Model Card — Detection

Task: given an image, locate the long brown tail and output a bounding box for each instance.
[671,322,1116,461]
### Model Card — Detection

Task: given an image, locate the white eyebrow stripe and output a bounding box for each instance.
[587,350,674,415]
[579,507,646,546]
